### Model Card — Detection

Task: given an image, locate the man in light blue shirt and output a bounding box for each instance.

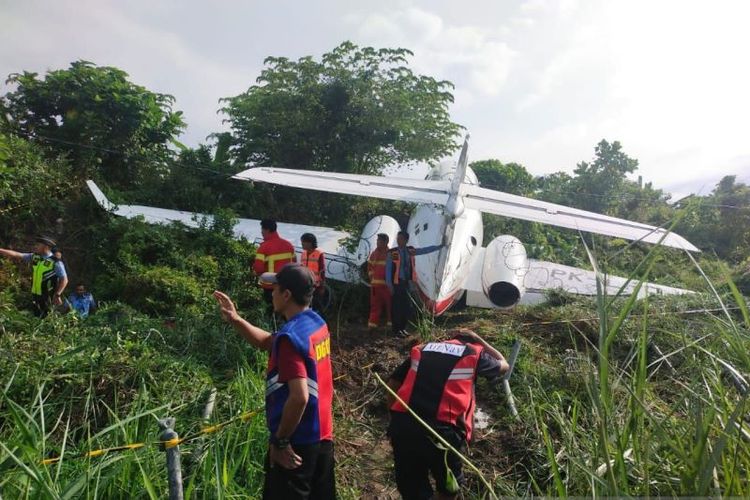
[0,235,68,317]
[67,283,97,318]
[385,231,442,337]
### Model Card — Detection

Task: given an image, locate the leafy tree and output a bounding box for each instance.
[471,159,535,196]
[679,176,750,262]
[0,132,74,244]
[221,41,461,174]
[570,139,639,214]
[536,171,575,205]
[2,61,185,188]
[130,144,243,213]
[612,179,673,225]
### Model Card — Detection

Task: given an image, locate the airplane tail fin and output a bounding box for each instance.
[86,180,116,212]
[449,135,470,197]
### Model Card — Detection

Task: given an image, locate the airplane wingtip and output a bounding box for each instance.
[86,180,116,212]
[665,232,700,253]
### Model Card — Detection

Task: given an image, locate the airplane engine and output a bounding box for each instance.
[354,215,401,265]
[482,235,529,307]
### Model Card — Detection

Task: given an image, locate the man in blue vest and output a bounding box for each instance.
[0,235,68,317]
[214,264,335,499]
[385,231,442,337]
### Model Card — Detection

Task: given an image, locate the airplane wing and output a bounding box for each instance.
[463,247,692,308]
[233,167,451,205]
[235,167,698,252]
[521,259,692,298]
[86,181,361,283]
[461,185,699,252]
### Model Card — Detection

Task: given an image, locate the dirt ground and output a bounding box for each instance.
[329,320,535,498]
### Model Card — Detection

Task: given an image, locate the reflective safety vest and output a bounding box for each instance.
[301,249,324,286]
[254,232,296,289]
[31,254,58,297]
[266,310,334,445]
[390,246,416,285]
[367,248,388,286]
[391,339,484,440]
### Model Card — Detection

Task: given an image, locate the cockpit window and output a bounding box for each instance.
[423,223,428,231]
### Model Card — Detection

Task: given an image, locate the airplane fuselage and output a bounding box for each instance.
[407,163,483,315]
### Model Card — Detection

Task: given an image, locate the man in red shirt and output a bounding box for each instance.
[253,219,296,309]
[214,264,335,499]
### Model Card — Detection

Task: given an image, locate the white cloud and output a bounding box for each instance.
[351,7,515,99]
[485,0,750,196]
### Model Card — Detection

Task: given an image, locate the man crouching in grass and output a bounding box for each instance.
[214,264,335,499]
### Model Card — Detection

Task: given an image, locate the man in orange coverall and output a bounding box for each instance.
[367,233,391,329]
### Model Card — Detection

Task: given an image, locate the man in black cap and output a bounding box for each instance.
[0,235,69,317]
[213,264,336,499]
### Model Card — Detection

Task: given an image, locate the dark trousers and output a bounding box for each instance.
[311,287,326,315]
[391,282,413,334]
[31,294,52,318]
[389,420,465,499]
[263,440,336,499]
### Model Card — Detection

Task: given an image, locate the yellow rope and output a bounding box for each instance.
[39,409,261,465]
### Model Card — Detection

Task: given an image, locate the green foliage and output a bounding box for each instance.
[678,176,750,263]
[471,159,535,196]
[222,41,461,174]
[87,214,261,319]
[123,266,205,316]
[0,133,75,243]
[570,139,639,214]
[0,300,269,498]
[2,61,185,188]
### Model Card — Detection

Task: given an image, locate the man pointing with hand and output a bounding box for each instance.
[214,263,335,499]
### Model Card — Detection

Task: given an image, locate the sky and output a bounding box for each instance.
[2,0,749,198]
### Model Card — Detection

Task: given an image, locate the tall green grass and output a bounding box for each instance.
[514,241,750,497]
[0,303,271,499]
[3,244,750,497]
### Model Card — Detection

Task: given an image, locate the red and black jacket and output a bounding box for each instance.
[390,339,485,441]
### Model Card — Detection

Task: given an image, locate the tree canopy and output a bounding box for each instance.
[221,41,462,174]
[2,61,185,188]
[471,159,536,196]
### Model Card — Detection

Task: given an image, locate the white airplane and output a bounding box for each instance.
[87,139,698,315]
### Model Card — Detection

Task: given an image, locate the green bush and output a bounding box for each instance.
[122,265,206,316]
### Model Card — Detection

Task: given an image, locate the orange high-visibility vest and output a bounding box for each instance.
[368,248,388,286]
[301,249,324,286]
[390,246,416,285]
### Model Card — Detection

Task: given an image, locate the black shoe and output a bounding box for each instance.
[395,330,410,338]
